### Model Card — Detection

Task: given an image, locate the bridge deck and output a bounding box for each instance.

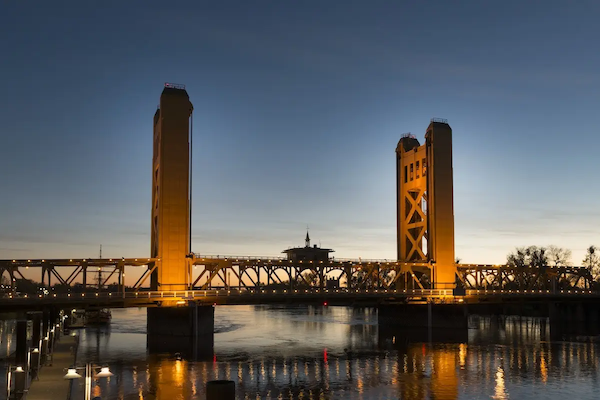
[1,288,599,311]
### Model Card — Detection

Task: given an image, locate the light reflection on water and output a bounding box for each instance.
[4,307,600,399]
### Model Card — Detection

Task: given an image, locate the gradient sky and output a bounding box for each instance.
[2,1,600,273]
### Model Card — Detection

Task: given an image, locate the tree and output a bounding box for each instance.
[506,246,550,289]
[582,245,600,281]
[547,245,572,267]
[507,246,548,269]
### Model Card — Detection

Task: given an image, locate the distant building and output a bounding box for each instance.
[282,232,334,262]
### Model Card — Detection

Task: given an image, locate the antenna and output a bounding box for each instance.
[99,245,102,259]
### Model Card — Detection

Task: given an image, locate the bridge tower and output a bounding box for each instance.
[151,83,194,291]
[396,119,455,289]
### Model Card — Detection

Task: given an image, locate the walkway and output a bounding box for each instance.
[26,334,77,400]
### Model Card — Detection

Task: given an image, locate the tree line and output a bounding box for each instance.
[506,245,600,281]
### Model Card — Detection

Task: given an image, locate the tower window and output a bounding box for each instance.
[404,165,408,183]
[422,159,427,176]
[410,163,414,181]
[416,161,420,179]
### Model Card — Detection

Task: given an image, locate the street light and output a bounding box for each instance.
[64,364,114,400]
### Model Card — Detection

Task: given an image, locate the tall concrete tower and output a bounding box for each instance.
[151,83,193,291]
[396,119,455,289]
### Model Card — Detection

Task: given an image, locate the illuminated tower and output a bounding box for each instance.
[396,119,455,288]
[151,83,193,291]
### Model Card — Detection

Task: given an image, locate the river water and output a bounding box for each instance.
[2,305,600,399]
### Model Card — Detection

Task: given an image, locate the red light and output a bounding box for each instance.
[323,301,328,306]
[213,354,217,363]
[324,348,328,363]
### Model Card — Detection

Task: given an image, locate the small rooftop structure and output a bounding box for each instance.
[164,82,186,90]
[282,231,334,262]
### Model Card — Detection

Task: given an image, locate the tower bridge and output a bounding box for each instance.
[1,84,600,358]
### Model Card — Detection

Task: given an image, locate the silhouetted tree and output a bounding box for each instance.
[547,245,572,267]
[582,245,600,281]
[507,246,548,269]
[506,246,549,289]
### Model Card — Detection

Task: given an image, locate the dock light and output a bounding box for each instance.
[176,300,186,305]
[95,366,113,378]
[63,368,82,379]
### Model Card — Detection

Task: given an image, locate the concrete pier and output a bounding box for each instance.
[548,301,600,340]
[147,302,214,359]
[378,303,468,343]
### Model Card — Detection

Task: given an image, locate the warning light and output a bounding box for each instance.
[323,301,328,306]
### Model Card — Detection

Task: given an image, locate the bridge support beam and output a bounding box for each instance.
[147,302,213,360]
[378,303,467,343]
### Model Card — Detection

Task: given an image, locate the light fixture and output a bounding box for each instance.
[95,366,113,378]
[15,366,24,373]
[64,368,82,379]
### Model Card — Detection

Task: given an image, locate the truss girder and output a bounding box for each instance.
[402,188,427,261]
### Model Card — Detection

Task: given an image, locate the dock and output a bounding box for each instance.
[26,334,77,400]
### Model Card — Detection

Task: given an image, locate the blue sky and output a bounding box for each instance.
[2,0,600,272]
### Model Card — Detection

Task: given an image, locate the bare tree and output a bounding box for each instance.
[506,246,549,289]
[507,246,548,268]
[582,245,600,281]
[546,245,572,267]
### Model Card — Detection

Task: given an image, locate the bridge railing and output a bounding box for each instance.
[1,287,599,303]
[193,254,430,264]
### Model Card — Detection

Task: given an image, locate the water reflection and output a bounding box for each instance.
[3,308,600,399]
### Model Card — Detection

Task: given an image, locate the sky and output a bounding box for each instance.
[2,0,600,278]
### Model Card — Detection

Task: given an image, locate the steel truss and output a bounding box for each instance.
[188,255,432,291]
[457,264,595,291]
[0,258,155,293]
[1,257,596,293]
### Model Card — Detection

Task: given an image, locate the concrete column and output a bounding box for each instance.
[41,309,51,363]
[15,320,28,368]
[548,302,564,340]
[29,312,42,350]
[207,380,235,400]
[14,320,28,398]
[28,312,42,378]
[378,303,468,343]
[147,302,214,360]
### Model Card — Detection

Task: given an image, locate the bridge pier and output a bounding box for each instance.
[147,302,214,360]
[548,302,600,340]
[378,303,468,343]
